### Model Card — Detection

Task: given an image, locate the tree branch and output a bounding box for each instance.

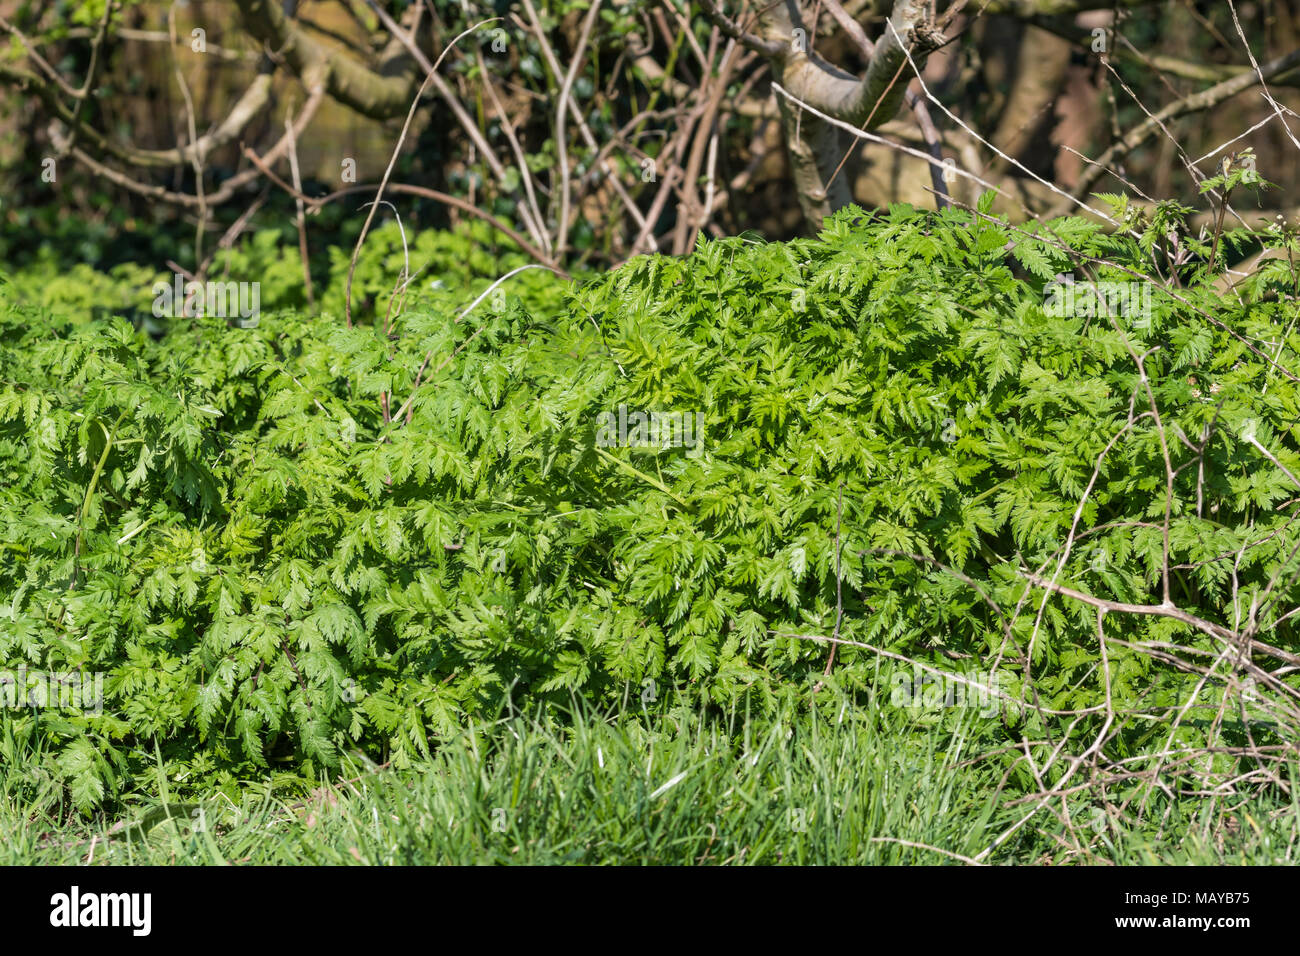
[232,0,418,118]
[1050,47,1300,217]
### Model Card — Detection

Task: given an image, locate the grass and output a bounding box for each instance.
[3,695,1298,865]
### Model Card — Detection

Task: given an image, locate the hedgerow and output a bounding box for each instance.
[2,201,1299,813]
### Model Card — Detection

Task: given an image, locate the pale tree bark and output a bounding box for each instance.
[699,0,1215,228]
[705,0,943,226]
[231,0,419,118]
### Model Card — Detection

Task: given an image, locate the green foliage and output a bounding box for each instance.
[2,205,1299,812]
[4,701,1294,865]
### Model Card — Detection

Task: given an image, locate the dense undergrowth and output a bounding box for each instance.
[5,701,1295,865]
[2,201,1299,853]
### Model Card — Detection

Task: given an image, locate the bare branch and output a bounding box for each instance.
[1050,47,1300,218]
